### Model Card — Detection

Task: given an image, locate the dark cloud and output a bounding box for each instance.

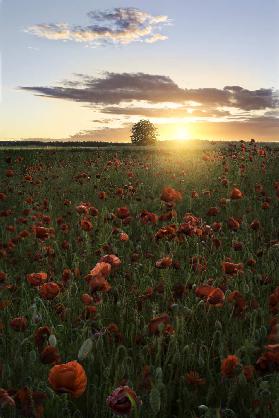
[21,73,185,104]
[25,8,169,45]
[224,86,278,110]
[20,72,279,112]
[243,115,279,127]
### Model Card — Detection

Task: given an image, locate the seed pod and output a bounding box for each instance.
[78,338,93,361]
[149,386,161,415]
[49,334,57,347]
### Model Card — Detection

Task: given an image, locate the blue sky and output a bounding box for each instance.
[0,0,278,141]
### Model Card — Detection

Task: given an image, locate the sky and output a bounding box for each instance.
[0,0,279,142]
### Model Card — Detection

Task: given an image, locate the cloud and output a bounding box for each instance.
[68,114,279,142]
[145,34,168,43]
[70,126,131,142]
[224,86,279,111]
[20,72,279,112]
[25,8,169,45]
[101,106,231,118]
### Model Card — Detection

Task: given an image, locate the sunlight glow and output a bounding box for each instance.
[174,126,190,141]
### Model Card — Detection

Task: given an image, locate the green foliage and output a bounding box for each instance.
[131,119,158,145]
[0,143,278,418]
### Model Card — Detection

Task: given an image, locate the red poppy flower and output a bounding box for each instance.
[89,276,111,293]
[14,387,47,418]
[39,282,60,300]
[0,272,6,283]
[221,355,240,377]
[155,257,173,269]
[230,187,244,199]
[250,219,260,230]
[34,326,51,351]
[195,284,214,299]
[228,217,240,231]
[161,187,182,203]
[119,232,129,241]
[89,262,111,280]
[98,191,107,200]
[40,345,61,365]
[81,293,93,305]
[207,207,220,216]
[48,361,87,398]
[27,272,48,286]
[148,313,170,335]
[115,207,130,219]
[80,218,93,231]
[107,386,141,416]
[243,365,254,381]
[100,254,121,269]
[10,317,28,332]
[186,371,206,385]
[207,288,225,307]
[222,261,243,275]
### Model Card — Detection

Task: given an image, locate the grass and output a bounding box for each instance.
[0,143,278,418]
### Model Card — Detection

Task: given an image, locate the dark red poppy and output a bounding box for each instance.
[107,386,141,416]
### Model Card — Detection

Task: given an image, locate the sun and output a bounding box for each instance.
[175,126,190,141]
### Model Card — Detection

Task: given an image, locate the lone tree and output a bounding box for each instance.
[131,120,158,145]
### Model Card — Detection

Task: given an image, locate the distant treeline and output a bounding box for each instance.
[0,140,277,149]
[0,141,131,147]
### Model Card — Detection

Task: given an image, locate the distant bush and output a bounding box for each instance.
[131,120,158,145]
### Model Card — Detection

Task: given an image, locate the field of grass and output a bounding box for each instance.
[0,142,279,418]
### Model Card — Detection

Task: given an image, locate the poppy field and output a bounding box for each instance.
[0,142,279,418]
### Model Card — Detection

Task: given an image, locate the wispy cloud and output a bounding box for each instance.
[25,8,169,46]
[69,114,279,142]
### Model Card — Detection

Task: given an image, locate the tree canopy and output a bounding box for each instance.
[131,120,158,145]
